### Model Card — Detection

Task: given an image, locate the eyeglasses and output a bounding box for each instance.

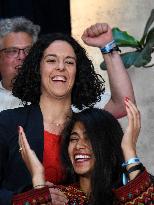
[0,46,31,58]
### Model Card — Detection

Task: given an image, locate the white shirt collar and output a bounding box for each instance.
[0,81,12,93]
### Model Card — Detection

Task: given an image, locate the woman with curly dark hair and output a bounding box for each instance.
[0,23,134,205]
[12,32,104,109]
[13,99,154,204]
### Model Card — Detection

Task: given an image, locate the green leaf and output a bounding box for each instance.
[140,9,154,45]
[112,28,140,48]
[145,27,154,46]
[120,51,141,68]
[100,61,107,70]
[134,44,153,67]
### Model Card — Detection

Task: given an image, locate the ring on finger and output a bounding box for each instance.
[19,147,23,152]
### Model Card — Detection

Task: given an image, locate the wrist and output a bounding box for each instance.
[33,184,46,189]
[100,40,121,54]
[98,39,114,48]
[122,156,140,167]
[32,175,45,188]
[125,163,144,181]
[122,149,137,162]
[121,157,141,185]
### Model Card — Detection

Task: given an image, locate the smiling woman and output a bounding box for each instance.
[68,121,95,178]
[13,33,103,108]
[12,100,154,205]
[0,31,104,204]
[0,22,135,204]
[39,40,76,100]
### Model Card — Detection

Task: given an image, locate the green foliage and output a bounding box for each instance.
[112,28,140,48]
[100,9,154,70]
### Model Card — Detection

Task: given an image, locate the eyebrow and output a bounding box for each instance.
[44,54,76,61]
[70,130,87,136]
[70,131,78,136]
[2,45,32,50]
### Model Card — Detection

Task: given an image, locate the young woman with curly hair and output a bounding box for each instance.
[0,23,135,205]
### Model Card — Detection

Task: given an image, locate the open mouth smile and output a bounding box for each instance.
[74,154,91,162]
[51,75,67,82]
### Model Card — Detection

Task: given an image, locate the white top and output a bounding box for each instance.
[72,92,111,112]
[94,92,111,108]
[0,81,24,112]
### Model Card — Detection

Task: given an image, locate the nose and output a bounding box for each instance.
[56,61,65,71]
[17,50,27,61]
[76,139,87,150]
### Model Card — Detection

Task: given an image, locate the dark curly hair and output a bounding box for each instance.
[12,33,105,109]
[61,108,124,205]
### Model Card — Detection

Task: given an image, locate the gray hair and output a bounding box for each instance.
[0,17,40,45]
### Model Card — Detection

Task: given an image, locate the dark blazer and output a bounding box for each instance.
[0,105,44,205]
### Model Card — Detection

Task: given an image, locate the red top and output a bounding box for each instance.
[43,131,65,184]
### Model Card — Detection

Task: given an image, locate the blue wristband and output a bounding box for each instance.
[122,157,140,167]
[100,40,116,53]
[100,40,121,54]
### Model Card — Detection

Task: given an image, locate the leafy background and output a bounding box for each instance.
[101,9,154,69]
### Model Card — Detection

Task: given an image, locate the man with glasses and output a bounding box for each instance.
[0,17,40,112]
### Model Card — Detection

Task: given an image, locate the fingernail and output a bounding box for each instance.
[125,97,130,102]
[18,126,21,133]
[18,126,23,135]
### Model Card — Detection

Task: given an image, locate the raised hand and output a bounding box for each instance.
[121,99,141,161]
[81,23,113,48]
[18,126,45,187]
[18,127,68,204]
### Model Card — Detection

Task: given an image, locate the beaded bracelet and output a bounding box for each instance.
[100,40,121,54]
[33,184,46,189]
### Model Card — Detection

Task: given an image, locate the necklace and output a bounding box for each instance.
[49,122,65,127]
[44,114,72,135]
[42,107,72,134]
